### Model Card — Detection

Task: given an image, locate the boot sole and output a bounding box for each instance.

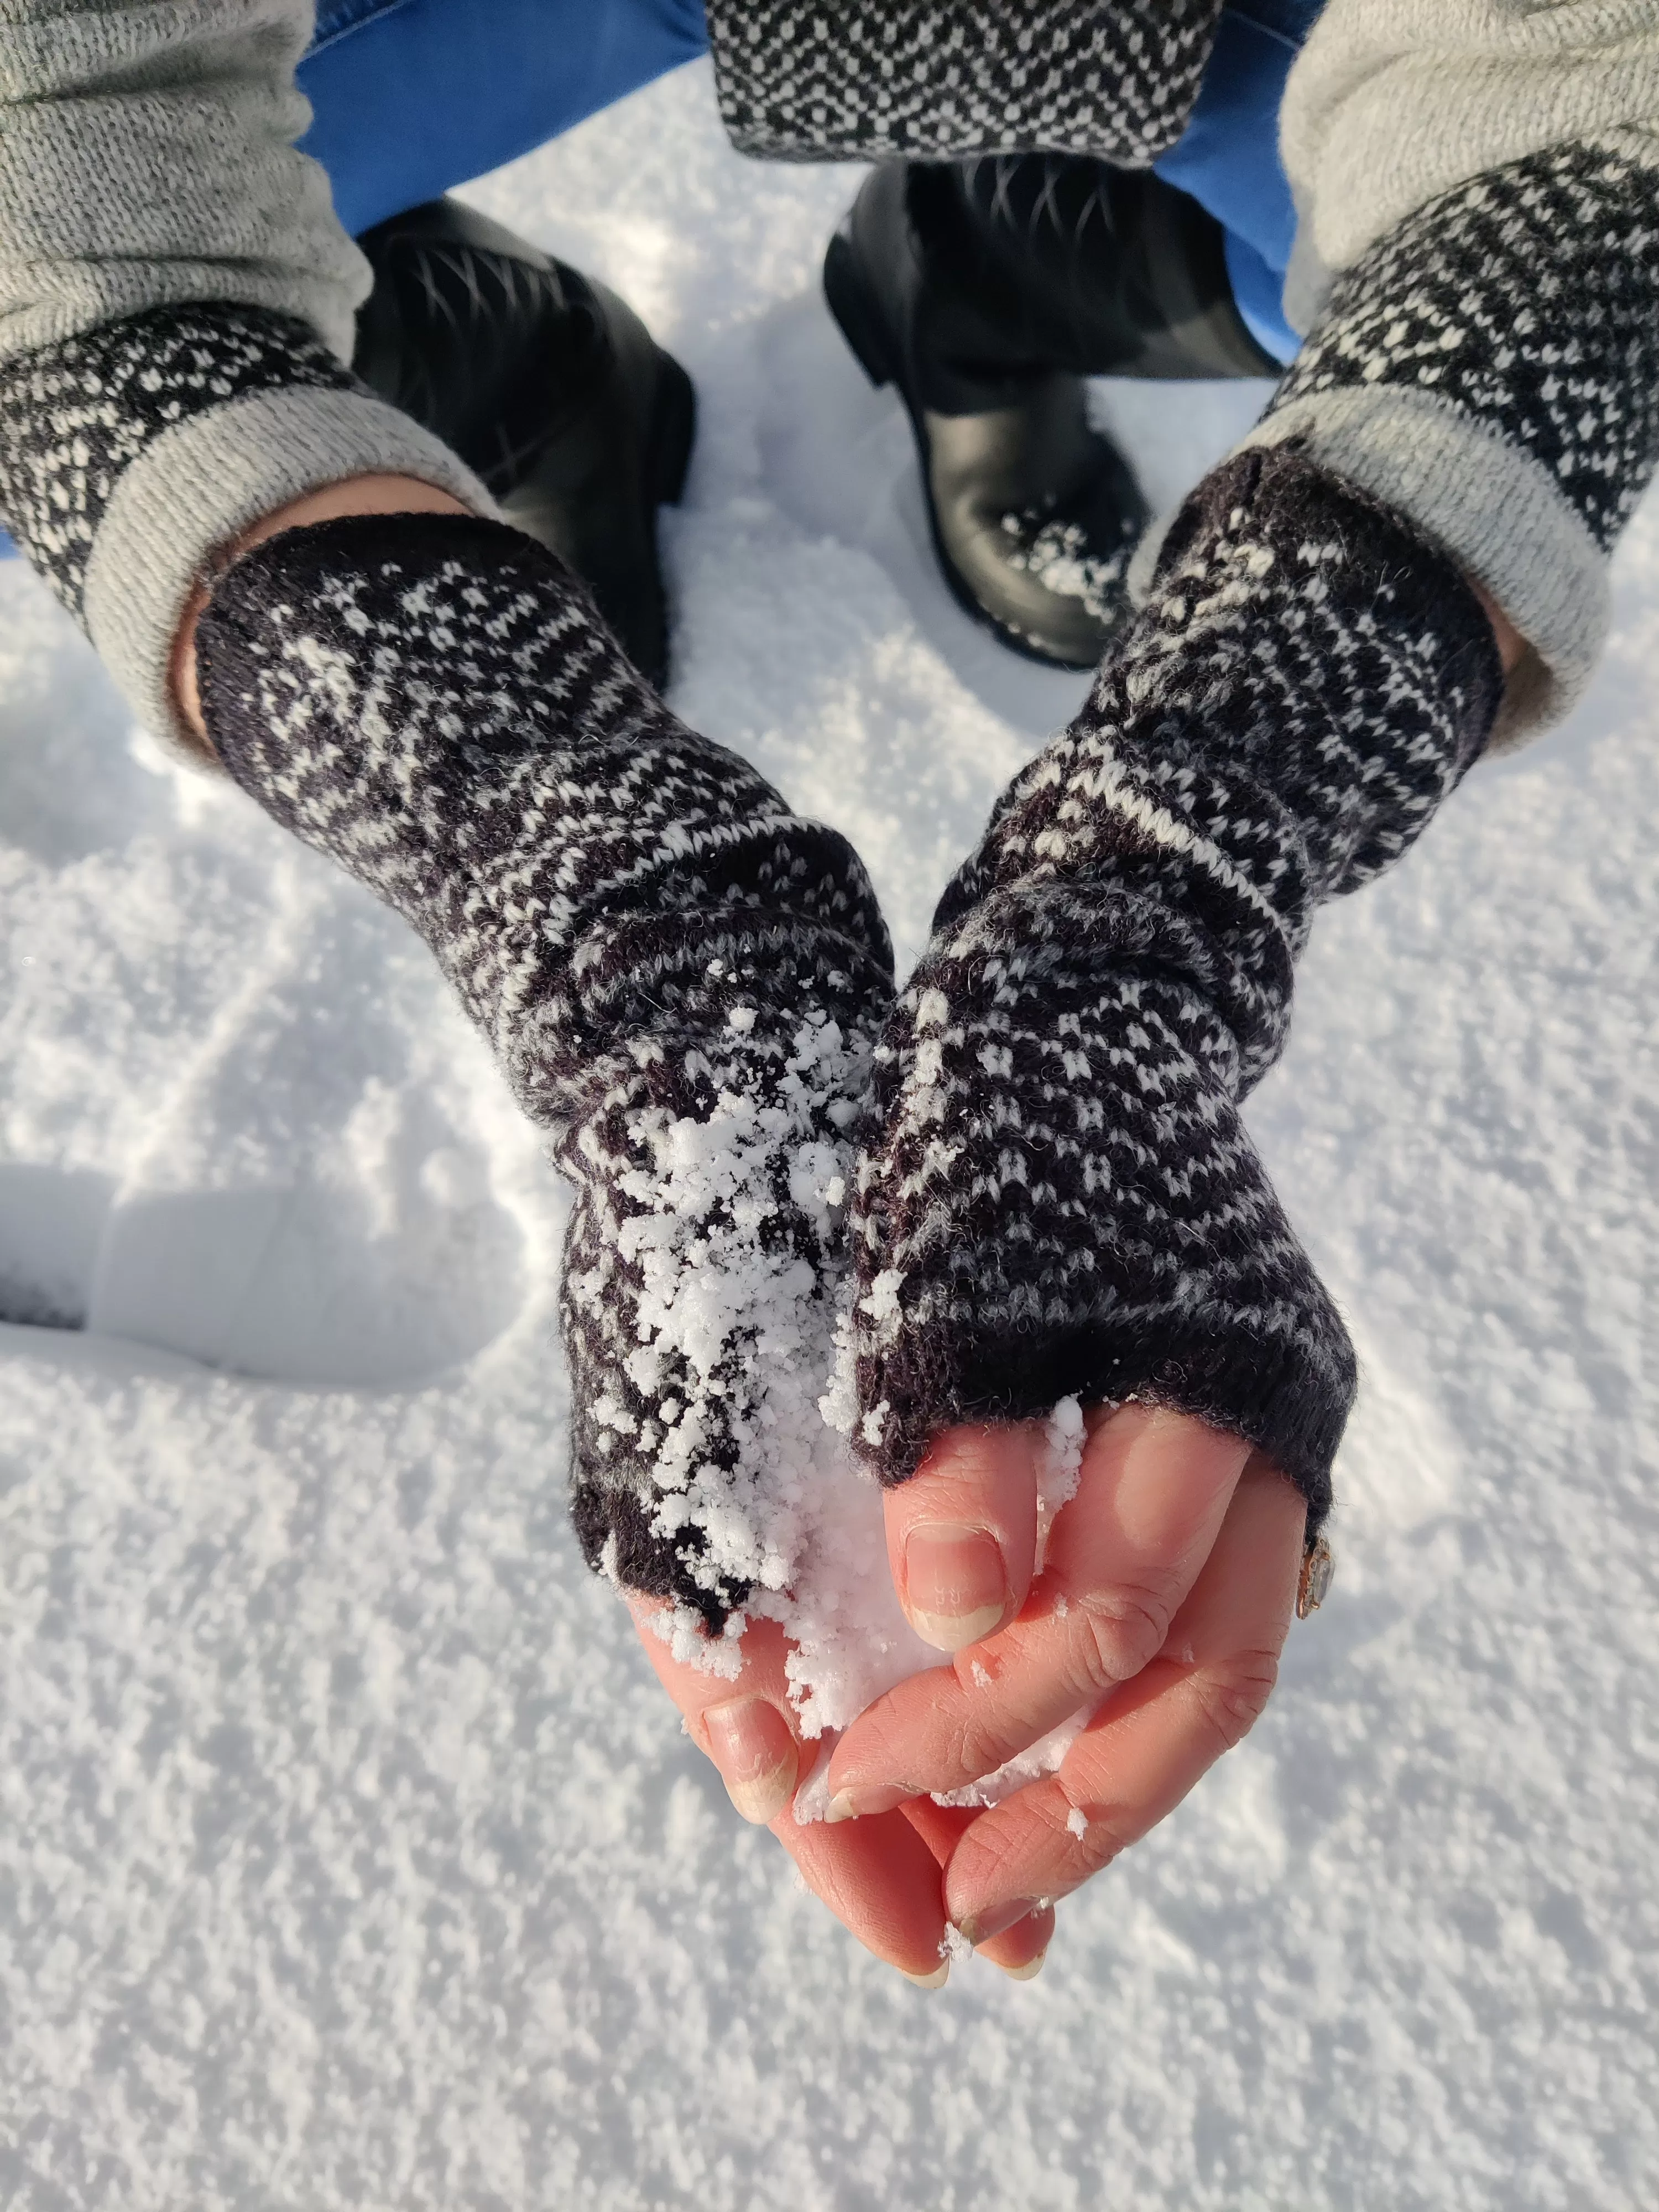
[825,227,1109,675]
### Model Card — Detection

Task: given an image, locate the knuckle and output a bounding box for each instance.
[1190,1647,1281,1756]
[1079,1823,1133,1881]
[1073,1579,1177,1692]
[953,1703,1017,1784]
[1056,1798,1132,1876]
[836,1688,928,1784]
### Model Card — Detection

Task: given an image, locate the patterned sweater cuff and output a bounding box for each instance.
[702,0,1224,167]
[1246,143,1659,750]
[86,386,492,763]
[1229,393,1604,750]
[0,304,493,763]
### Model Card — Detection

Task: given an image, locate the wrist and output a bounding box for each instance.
[170,473,473,753]
[1470,577,1526,677]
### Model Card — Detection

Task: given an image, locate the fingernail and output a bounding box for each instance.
[826,1782,914,1824]
[904,1522,1009,1651]
[900,1960,951,1990]
[704,1697,798,1825]
[998,1949,1048,1982]
[956,1898,1041,1949]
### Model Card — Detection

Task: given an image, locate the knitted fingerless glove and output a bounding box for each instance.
[0,303,485,752]
[194,514,894,1626]
[850,445,1504,1530]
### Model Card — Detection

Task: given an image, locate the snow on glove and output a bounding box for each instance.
[849,444,1504,1531]
[194,513,894,1629]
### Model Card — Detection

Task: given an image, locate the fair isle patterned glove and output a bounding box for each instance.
[1249,142,1659,742]
[850,446,1505,1531]
[194,514,894,1628]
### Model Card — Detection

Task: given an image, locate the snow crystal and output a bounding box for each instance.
[1034,1391,1086,1574]
[932,1708,1094,1811]
[1000,513,1133,624]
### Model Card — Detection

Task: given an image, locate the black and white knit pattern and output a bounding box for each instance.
[194,514,893,1626]
[850,447,1504,1525]
[1273,143,1659,550]
[0,304,360,622]
[703,0,1223,168]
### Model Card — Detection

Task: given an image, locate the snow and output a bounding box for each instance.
[0,56,1656,2211]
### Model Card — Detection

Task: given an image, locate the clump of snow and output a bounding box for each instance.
[577,1006,943,1728]
[606,1030,1093,1752]
[1000,512,1133,624]
[610,1013,864,1610]
[594,1007,1093,1752]
[1034,1391,1086,1573]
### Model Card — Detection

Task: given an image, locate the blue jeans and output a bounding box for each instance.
[298,0,711,238]
[299,0,1322,360]
[299,0,1319,356]
[1155,0,1327,363]
[0,2,1319,564]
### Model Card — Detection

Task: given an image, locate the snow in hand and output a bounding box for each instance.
[614,998,1084,1786]
[607,1008,951,1739]
[1,59,1656,2212]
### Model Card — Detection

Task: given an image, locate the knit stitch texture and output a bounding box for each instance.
[850,447,1504,1524]
[0,305,359,627]
[703,0,1224,167]
[194,514,894,1625]
[1269,143,1659,555]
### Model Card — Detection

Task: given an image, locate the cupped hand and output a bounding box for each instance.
[823,1404,1308,1952]
[628,1600,1055,1984]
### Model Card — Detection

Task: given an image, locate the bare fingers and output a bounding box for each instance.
[629,1601,804,1825]
[628,1601,954,1982]
[828,1405,1251,1816]
[941,1458,1307,1948]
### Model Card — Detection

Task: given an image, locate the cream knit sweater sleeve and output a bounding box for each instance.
[0,2,489,757]
[1228,0,1659,747]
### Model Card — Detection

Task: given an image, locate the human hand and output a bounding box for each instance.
[628,1601,1055,1984]
[823,1403,1308,1954]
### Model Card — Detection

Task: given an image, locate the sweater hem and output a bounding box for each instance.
[1235,388,1609,749]
[82,387,495,764]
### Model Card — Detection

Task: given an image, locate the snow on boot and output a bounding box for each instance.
[353,197,695,691]
[823,158,1272,670]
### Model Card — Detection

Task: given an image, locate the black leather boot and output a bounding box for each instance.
[823,158,1276,669]
[353,199,696,691]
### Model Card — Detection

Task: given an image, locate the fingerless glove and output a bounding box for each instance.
[195,514,893,1626]
[850,445,1504,1529]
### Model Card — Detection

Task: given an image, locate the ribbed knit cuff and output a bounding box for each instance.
[0,302,493,761]
[1255,143,1659,749]
[1233,394,1604,750]
[85,385,492,760]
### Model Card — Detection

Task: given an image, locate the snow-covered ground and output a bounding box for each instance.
[2,61,1656,2210]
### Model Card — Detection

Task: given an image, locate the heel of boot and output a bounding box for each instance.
[648,350,697,508]
[823,229,896,390]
